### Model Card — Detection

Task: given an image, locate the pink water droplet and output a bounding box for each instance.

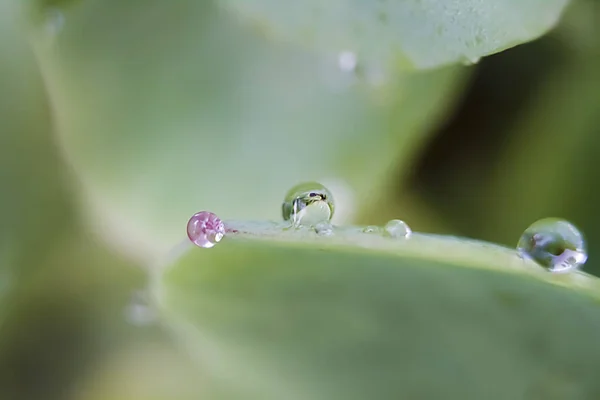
[187,211,225,248]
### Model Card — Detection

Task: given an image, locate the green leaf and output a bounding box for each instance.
[218,0,570,71]
[0,0,73,303]
[155,222,600,400]
[26,0,466,260]
[484,61,600,242]
[479,2,600,274]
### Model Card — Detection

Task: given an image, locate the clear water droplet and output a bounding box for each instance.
[517,218,587,273]
[282,182,335,227]
[461,55,481,66]
[363,225,382,234]
[187,211,225,248]
[338,51,358,72]
[315,222,334,236]
[384,219,412,238]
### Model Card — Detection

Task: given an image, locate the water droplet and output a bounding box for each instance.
[338,51,358,72]
[187,211,225,248]
[317,178,355,224]
[315,222,334,236]
[363,225,382,234]
[282,182,335,227]
[461,55,481,66]
[384,219,412,238]
[517,218,587,273]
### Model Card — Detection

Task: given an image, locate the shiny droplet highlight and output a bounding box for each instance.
[363,225,382,234]
[315,222,334,236]
[282,182,335,227]
[461,55,481,66]
[187,211,225,248]
[517,218,587,273]
[384,219,412,238]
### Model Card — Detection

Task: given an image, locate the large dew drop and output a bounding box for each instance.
[517,218,587,273]
[282,182,335,227]
[187,211,225,248]
[384,219,412,238]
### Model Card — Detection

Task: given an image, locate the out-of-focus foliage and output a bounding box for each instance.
[407,0,600,274]
[219,0,570,70]
[1,0,600,398]
[26,0,466,261]
[0,0,72,298]
[0,1,207,399]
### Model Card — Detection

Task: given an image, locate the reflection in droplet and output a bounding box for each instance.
[282,182,335,227]
[517,218,587,273]
[315,222,334,236]
[338,51,358,72]
[318,178,355,224]
[384,219,412,238]
[187,211,225,248]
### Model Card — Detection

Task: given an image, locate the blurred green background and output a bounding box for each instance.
[1,0,599,398]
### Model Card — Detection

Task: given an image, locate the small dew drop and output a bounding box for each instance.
[384,219,412,238]
[461,55,481,66]
[315,222,334,236]
[517,218,587,273]
[187,211,225,248]
[338,51,358,72]
[282,182,335,227]
[363,225,382,234]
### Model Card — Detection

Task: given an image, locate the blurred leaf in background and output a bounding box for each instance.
[406,0,600,275]
[218,0,571,70]
[26,0,468,262]
[1,0,600,398]
[1,1,209,399]
[0,0,73,307]
[24,0,575,264]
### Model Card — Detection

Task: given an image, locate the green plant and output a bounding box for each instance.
[2,0,600,398]
[156,218,600,399]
